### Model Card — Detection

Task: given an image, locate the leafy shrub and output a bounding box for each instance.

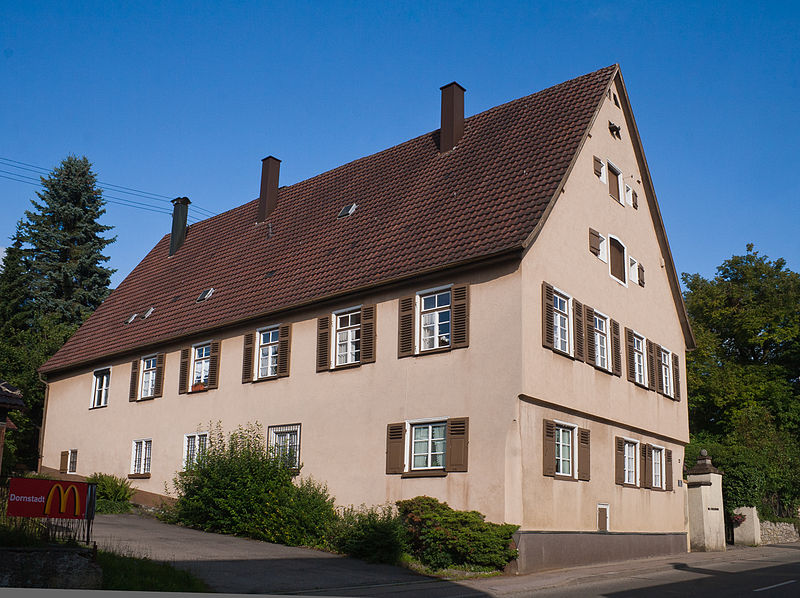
[87,473,135,502]
[328,504,407,564]
[172,422,335,547]
[95,498,133,514]
[396,496,518,570]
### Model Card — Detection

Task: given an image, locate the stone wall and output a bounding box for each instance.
[0,546,101,589]
[759,521,800,545]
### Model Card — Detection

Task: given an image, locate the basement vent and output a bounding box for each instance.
[143,307,155,319]
[337,203,357,218]
[124,314,137,324]
[196,288,214,302]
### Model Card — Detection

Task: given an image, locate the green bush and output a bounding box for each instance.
[397,496,518,571]
[87,472,135,502]
[328,504,407,564]
[95,498,133,514]
[171,422,335,547]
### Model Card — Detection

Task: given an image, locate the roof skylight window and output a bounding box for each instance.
[143,307,155,319]
[125,314,137,324]
[196,288,214,302]
[337,203,357,218]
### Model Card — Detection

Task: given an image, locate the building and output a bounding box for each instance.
[39,65,694,571]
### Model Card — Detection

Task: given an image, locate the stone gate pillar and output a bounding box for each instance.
[687,449,725,551]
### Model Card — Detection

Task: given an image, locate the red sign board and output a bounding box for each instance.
[6,478,89,519]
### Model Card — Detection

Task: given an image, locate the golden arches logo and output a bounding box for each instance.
[44,484,81,517]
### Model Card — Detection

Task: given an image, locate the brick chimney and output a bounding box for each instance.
[169,196,191,256]
[257,156,281,223]
[440,82,465,153]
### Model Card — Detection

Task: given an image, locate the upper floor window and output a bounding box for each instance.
[607,162,622,204]
[91,368,110,408]
[183,432,208,468]
[316,307,374,371]
[593,314,609,370]
[555,424,573,476]
[335,309,361,366]
[140,355,158,399]
[193,344,211,388]
[60,449,78,474]
[412,422,446,470]
[131,439,152,475]
[398,286,469,358]
[609,237,626,284]
[258,327,280,378]
[652,446,664,489]
[553,292,570,354]
[660,349,673,397]
[268,424,300,470]
[633,333,646,386]
[624,440,638,485]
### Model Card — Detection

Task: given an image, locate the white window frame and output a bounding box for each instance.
[131,438,152,475]
[551,286,573,356]
[628,256,639,286]
[623,438,639,486]
[67,449,78,474]
[593,311,610,371]
[553,419,578,479]
[608,235,628,287]
[191,341,212,388]
[660,348,674,397]
[624,184,633,207]
[268,424,301,469]
[331,306,362,367]
[90,367,111,408]
[139,354,158,399]
[597,232,608,263]
[183,432,208,469]
[409,420,447,471]
[651,444,665,489]
[403,416,449,472]
[256,326,280,379]
[607,160,623,205]
[632,331,647,386]
[415,285,452,353]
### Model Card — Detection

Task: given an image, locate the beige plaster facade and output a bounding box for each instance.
[40,71,692,569]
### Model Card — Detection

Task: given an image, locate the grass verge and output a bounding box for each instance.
[97,550,209,592]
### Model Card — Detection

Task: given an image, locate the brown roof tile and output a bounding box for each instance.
[41,65,616,374]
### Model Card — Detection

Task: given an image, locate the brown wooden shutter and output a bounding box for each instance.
[615,437,625,485]
[672,354,681,401]
[451,285,469,349]
[398,295,415,358]
[445,417,469,472]
[59,451,69,473]
[625,328,636,382]
[542,419,556,477]
[277,324,291,377]
[129,359,139,401]
[242,332,254,383]
[638,263,645,287]
[153,353,165,398]
[578,428,590,481]
[573,299,585,362]
[386,423,405,474]
[589,228,601,256]
[360,304,377,364]
[611,320,622,377]
[632,189,639,209]
[641,443,652,489]
[178,348,190,394]
[593,156,603,177]
[316,316,331,372]
[646,340,657,391]
[665,449,674,491]
[207,341,221,390]
[584,306,596,366]
[542,282,555,350]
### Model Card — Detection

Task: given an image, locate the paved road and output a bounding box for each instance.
[93,514,800,597]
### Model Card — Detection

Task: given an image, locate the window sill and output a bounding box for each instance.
[554,473,578,482]
[189,387,209,394]
[552,348,574,360]
[401,470,448,479]
[128,473,151,480]
[89,405,108,410]
[329,361,362,372]
[415,346,452,357]
[593,364,613,375]
[137,395,156,402]
[251,375,278,384]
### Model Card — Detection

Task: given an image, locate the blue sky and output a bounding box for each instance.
[1,1,798,288]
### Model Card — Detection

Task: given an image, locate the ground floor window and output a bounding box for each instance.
[184,433,208,468]
[131,439,152,474]
[268,424,301,469]
[411,422,446,470]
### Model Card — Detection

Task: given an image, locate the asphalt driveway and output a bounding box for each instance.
[92,513,489,596]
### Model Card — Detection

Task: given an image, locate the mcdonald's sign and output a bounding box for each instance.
[6,477,93,519]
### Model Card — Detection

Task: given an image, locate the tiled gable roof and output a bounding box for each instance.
[41,65,616,374]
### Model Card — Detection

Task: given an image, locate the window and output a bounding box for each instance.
[257,327,280,378]
[660,349,673,397]
[67,449,77,473]
[420,289,451,351]
[131,439,152,475]
[140,355,158,398]
[624,440,638,485]
[337,203,357,218]
[553,291,570,354]
[608,162,622,203]
[609,237,626,284]
[629,257,639,285]
[334,309,361,366]
[183,432,208,468]
[411,422,446,470]
[268,424,300,469]
[398,286,468,358]
[624,184,633,206]
[192,343,211,388]
[593,314,609,370]
[196,288,214,302]
[91,368,110,408]
[555,424,573,476]
[633,333,646,385]
[652,446,664,489]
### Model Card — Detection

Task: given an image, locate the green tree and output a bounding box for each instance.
[0,155,115,472]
